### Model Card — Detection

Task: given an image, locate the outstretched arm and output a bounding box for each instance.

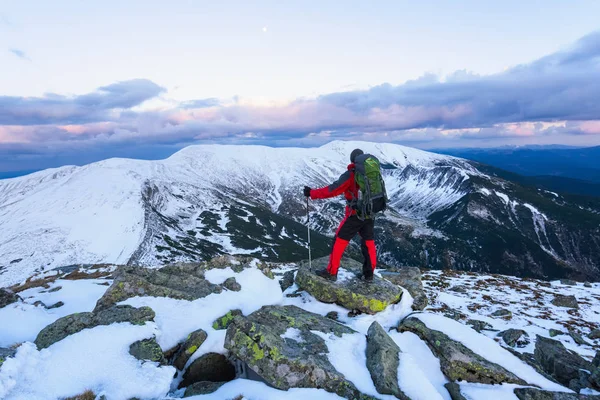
[310,170,352,200]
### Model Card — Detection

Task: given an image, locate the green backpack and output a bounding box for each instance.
[353,154,388,219]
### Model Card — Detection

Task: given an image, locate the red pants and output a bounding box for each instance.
[327,214,376,277]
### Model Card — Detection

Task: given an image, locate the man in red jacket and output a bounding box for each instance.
[303,149,376,282]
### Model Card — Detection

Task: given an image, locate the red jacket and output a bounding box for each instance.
[310,163,358,216]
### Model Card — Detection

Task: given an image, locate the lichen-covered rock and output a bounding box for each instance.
[444,382,468,400]
[295,257,402,315]
[35,305,155,349]
[223,277,241,292]
[179,353,236,388]
[0,347,16,368]
[466,319,494,333]
[366,322,409,399]
[490,308,513,320]
[212,310,243,330]
[93,264,222,311]
[183,381,226,397]
[551,294,578,309]
[129,338,167,365]
[379,266,427,311]
[500,329,529,348]
[173,329,208,370]
[514,388,600,399]
[0,288,20,309]
[534,335,594,391]
[398,317,526,385]
[225,305,376,400]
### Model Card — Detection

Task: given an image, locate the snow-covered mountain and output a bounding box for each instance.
[1,140,599,286]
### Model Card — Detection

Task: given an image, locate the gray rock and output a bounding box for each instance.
[398,317,526,385]
[551,294,578,309]
[129,338,167,365]
[560,279,577,286]
[225,305,376,399]
[366,322,409,399]
[222,277,241,292]
[569,330,592,346]
[534,335,594,391]
[172,329,208,370]
[296,257,402,315]
[179,353,236,388]
[549,329,564,337]
[212,310,243,330]
[46,301,64,309]
[0,347,16,368]
[500,329,529,347]
[515,388,600,399]
[325,311,339,321]
[444,308,468,321]
[183,381,226,397]
[0,288,20,309]
[449,286,468,293]
[490,308,513,319]
[379,266,428,311]
[504,348,559,384]
[35,305,155,349]
[589,329,600,340]
[584,282,593,288]
[466,319,494,333]
[445,382,467,400]
[279,270,296,292]
[94,264,222,311]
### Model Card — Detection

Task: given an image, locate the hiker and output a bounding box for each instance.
[303,148,387,282]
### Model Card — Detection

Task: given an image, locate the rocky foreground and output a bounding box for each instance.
[0,257,599,399]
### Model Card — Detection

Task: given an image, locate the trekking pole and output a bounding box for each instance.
[306,196,312,271]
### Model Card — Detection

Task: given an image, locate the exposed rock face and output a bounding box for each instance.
[500,329,529,348]
[366,322,409,399]
[35,305,155,349]
[94,264,222,311]
[129,338,167,365]
[514,388,600,400]
[0,288,20,309]
[223,277,241,292]
[466,319,494,333]
[173,329,208,370]
[444,382,467,400]
[534,335,594,391]
[569,331,591,346]
[213,310,243,330]
[183,381,226,397]
[551,294,578,309]
[295,257,402,314]
[279,270,296,292]
[398,317,526,385]
[225,305,376,400]
[0,347,16,368]
[490,308,513,319]
[379,266,428,311]
[179,352,236,389]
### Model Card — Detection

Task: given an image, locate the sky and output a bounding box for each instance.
[1,0,600,173]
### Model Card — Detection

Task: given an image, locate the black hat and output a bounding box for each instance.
[350,148,364,163]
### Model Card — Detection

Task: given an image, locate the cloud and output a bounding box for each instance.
[9,48,30,61]
[2,31,600,172]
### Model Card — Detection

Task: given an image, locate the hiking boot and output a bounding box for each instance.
[315,268,337,282]
[357,273,374,283]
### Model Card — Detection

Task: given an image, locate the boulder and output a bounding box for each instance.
[225,304,376,399]
[94,264,223,311]
[560,279,577,286]
[0,347,16,368]
[466,319,494,333]
[172,329,208,370]
[213,310,243,330]
[444,308,468,321]
[129,338,167,365]
[514,388,600,399]
[500,329,529,348]
[444,382,468,400]
[490,308,513,319]
[534,335,594,391]
[551,294,578,309]
[325,311,339,321]
[449,286,468,293]
[398,317,526,385]
[504,348,559,384]
[379,266,428,311]
[179,352,236,388]
[35,305,155,349]
[222,277,241,292]
[569,330,591,346]
[279,270,296,292]
[295,257,402,314]
[184,381,226,397]
[588,329,600,340]
[549,329,564,337]
[584,282,593,288]
[0,288,20,309]
[366,322,409,399]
